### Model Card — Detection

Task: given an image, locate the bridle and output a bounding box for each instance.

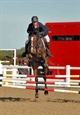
[29,30,40,53]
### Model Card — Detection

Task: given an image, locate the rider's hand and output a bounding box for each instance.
[33,28,39,34]
[39,32,44,35]
[39,32,44,38]
[39,33,43,38]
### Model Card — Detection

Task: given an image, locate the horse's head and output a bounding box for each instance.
[29,30,46,60]
[29,31,40,55]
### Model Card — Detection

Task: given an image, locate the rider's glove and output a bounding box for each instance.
[39,32,44,38]
[33,28,39,34]
[39,34,43,38]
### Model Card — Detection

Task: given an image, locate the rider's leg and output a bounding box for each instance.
[22,35,29,57]
[44,35,53,57]
[25,35,30,54]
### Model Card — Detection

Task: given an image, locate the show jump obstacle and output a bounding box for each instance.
[0,63,80,95]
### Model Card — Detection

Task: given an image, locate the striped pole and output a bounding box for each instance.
[44,88,80,94]
[1,75,80,83]
[0,74,80,94]
[0,82,80,94]
[1,77,80,83]
[26,81,80,86]
[1,79,80,88]
[2,74,80,78]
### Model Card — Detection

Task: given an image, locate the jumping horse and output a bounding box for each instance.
[27,31,50,98]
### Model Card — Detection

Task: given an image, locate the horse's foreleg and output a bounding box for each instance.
[33,69,39,98]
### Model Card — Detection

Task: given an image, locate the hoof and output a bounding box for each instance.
[44,91,48,95]
[35,93,39,98]
[35,77,38,82]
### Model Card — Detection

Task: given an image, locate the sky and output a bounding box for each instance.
[0,0,80,49]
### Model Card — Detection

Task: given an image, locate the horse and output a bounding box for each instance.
[27,31,51,98]
[3,56,26,65]
[3,56,14,65]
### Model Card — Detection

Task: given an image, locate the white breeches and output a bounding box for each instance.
[44,35,50,42]
[25,35,50,44]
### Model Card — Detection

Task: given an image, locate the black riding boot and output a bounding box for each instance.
[22,44,28,57]
[45,42,53,57]
[27,58,32,66]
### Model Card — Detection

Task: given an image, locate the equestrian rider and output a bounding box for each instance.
[22,16,53,57]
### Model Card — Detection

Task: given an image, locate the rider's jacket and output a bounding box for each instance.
[27,22,49,36]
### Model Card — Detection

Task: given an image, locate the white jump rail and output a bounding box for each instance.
[70,67,80,70]
[0,63,80,87]
[0,64,70,87]
[0,61,10,63]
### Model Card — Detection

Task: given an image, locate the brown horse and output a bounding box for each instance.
[27,32,50,98]
[3,56,26,65]
[3,56,14,65]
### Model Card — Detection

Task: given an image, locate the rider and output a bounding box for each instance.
[22,16,53,57]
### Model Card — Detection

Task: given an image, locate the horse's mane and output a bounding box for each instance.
[5,56,12,58]
[17,55,22,58]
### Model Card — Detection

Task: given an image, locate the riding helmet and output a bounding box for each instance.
[31,16,38,23]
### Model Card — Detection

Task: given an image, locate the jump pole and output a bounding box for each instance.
[3,74,80,78]
[1,79,80,85]
[0,82,80,94]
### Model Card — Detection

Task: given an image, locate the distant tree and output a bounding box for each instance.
[0,47,28,60]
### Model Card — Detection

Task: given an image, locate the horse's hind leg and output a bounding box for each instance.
[35,77,39,98]
[33,69,39,98]
[43,66,49,95]
[44,75,48,95]
[43,58,49,95]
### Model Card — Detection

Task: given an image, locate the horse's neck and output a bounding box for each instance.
[30,35,46,52]
[37,38,45,49]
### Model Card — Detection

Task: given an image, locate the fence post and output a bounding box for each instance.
[0,63,3,86]
[3,68,6,77]
[12,67,17,85]
[3,68,8,85]
[0,62,2,74]
[66,65,70,87]
[13,49,16,66]
[31,67,34,75]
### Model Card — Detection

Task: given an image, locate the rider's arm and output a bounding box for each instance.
[39,22,49,36]
[27,23,32,33]
[27,24,30,33]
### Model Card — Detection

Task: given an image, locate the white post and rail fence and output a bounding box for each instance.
[0,49,80,90]
[0,63,80,87]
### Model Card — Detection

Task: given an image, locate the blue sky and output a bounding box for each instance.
[0,0,80,49]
